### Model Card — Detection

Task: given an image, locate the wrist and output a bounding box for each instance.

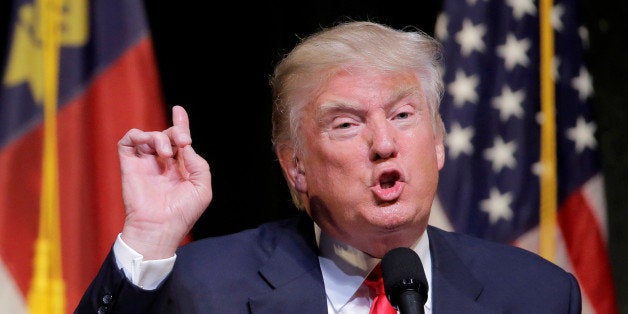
[121,222,184,260]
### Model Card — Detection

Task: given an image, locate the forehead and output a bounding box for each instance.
[310,68,424,111]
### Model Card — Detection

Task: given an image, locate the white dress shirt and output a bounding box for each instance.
[315,224,432,314]
[113,233,175,289]
[113,224,433,313]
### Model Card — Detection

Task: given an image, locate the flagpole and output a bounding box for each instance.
[539,0,557,262]
[28,0,66,312]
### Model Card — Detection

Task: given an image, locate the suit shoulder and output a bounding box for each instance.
[427,225,581,312]
[176,216,301,260]
[427,225,571,277]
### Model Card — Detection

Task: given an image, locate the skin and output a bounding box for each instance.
[118,68,444,261]
[278,67,445,258]
[119,106,212,260]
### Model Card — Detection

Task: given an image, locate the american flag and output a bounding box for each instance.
[428,0,618,313]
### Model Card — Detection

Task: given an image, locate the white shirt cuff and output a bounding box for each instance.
[112,233,176,290]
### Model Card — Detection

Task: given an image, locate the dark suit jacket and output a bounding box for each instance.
[76,213,581,313]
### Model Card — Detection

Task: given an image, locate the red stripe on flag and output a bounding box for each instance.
[58,36,167,309]
[0,124,43,297]
[558,190,618,314]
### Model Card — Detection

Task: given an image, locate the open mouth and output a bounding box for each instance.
[379,171,400,189]
[371,170,404,201]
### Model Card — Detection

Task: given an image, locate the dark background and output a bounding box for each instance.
[1,0,625,312]
[141,0,442,239]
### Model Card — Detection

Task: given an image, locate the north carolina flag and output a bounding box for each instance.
[429,0,618,313]
[0,0,167,312]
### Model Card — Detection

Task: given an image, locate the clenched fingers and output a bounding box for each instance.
[118,129,175,157]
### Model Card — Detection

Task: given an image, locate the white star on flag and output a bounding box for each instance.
[455,19,487,56]
[446,122,475,159]
[492,86,525,121]
[506,0,536,20]
[571,66,594,101]
[552,4,566,32]
[484,136,518,172]
[480,188,514,224]
[448,70,479,107]
[497,34,531,70]
[566,116,597,153]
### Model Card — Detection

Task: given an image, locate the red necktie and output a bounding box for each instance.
[364,263,397,314]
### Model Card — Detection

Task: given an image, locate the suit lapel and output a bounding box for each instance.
[427,226,497,313]
[248,214,328,314]
[247,220,497,313]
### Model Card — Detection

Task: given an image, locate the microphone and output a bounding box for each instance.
[381,247,428,314]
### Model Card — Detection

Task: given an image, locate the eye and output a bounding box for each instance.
[332,117,358,130]
[395,112,410,119]
[338,122,353,129]
[327,116,362,140]
[389,104,420,129]
[393,110,415,121]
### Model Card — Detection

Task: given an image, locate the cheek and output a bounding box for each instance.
[404,135,441,177]
[308,154,363,188]
[305,147,370,201]
[308,138,368,171]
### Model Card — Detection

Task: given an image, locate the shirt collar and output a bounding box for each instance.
[315,223,432,312]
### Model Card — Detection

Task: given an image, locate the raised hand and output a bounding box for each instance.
[118,105,212,259]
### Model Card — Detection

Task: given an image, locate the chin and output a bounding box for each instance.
[376,211,427,239]
[370,213,413,232]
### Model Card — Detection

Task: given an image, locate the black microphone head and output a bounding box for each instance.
[381,247,429,309]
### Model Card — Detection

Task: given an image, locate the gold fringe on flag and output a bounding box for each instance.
[27,0,66,312]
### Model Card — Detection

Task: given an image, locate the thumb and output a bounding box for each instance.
[179,145,212,198]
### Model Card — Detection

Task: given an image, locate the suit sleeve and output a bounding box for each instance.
[568,272,582,314]
[74,249,166,313]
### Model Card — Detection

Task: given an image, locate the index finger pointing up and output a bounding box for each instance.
[169,105,192,147]
[172,105,190,130]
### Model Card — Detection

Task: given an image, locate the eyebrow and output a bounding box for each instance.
[317,101,361,115]
[317,85,421,115]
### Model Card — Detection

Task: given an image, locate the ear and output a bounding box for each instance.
[436,140,445,170]
[433,116,446,170]
[277,144,308,193]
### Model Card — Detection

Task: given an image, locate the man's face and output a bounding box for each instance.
[294,67,445,258]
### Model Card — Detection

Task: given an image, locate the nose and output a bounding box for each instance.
[368,118,398,161]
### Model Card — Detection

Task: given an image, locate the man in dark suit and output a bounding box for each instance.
[76,21,581,313]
